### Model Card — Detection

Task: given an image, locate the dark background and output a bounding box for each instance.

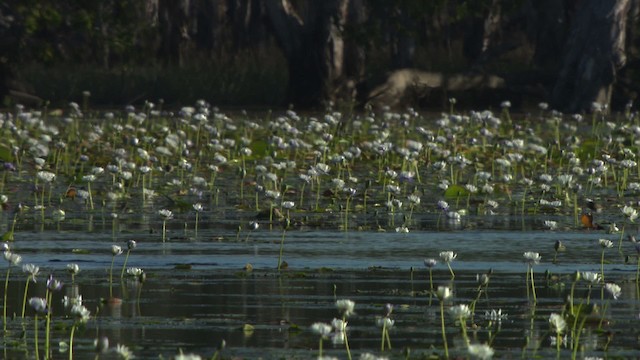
[0,0,637,112]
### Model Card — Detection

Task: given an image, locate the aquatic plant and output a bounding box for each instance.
[598,239,613,282]
[523,252,541,303]
[45,274,63,358]
[439,251,457,279]
[120,240,137,279]
[3,249,21,330]
[277,201,294,270]
[467,342,495,360]
[377,303,393,351]
[449,304,471,346]
[192,203,203,238]
[29,297,47,360]
[109,245,123,298]
[21,263,39,318]
[336,299,355,360]
[311,322,332,357]
[548,313,566,354]
[423,258,437,305]
[159,209,173,242]
[68,303,90,360]
[67,263,80,284]
[436,286,452,358]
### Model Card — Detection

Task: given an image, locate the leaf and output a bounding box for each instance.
[0,145,13,162]
[2,231,14,242]
[242,323,255,336]
[444,184,468,198]
[71,248,90,254]
[250,140,268,157]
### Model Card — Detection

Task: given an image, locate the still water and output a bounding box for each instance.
[3,213,640,359]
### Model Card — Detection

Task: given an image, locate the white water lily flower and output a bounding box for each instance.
[424,258,437,268]
[449,304,471,319]
[4,251,21,266]
[543,220,558,230]
[439,251,457,263]
[549,313,566,334]
[605,283,622,299]
[436,286,452,300]
[111,245,123,256]
[336,299,355,317]
[29,297,47,314]
[331,317,347,332]
[114,344,134,359]
[158,209,173,220]
[484,309,507,322]
[468,343,495,360]
[126,267,144,277]
[598,239,614,248]
[311,322,332,337]
[523,252,541,265]
[375,316,394,328]
[581,271,601,285]
[622,205,638,222]
[36,171,56,183]
[70,304,90,323]
[23,263,39,282]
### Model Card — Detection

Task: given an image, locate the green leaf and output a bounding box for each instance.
[444,184,468,198]
[250,140,268,157]
[0,145,13,162]
[2,231,14,242]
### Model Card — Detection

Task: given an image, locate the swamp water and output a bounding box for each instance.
[1,105,640,359]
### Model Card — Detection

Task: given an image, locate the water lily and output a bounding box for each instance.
[598,239,613,282]
[549,313,567,353]
[67,263,80,283]
[159,209,173,242]
[29,296,48,359]
[523,252,541,302]
[193,203,203,238]
[439,251,457,278]
[109,245,123,298]
[21,263,39,318]
[114,344,135,359]
[436,285,452,358]
[468,342,495,360]
[3,250,21,331]
[69,304,91,359]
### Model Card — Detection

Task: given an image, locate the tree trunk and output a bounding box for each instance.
[158,0,191,66]
[551,0,630,113]
[264,0,349,107]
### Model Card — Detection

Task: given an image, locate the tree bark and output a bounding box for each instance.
[158,0,191,66]
[551,0,630,113]
[264,0,350,107]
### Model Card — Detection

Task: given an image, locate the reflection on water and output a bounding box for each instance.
[2,225,640,359]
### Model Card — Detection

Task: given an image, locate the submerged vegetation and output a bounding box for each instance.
[1,99,640,358]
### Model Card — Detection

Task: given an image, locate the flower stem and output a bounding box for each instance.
[446,262,455,279]
[34,314,39,360]
[109,255,116,298]
[22,277,31,319]
[45,292,52,358]
[440,300,449,359]
[3,267,11,331]
[530,266,537,303]
[277,228,286,270]
[69,324,76,360]
[120,250,131,279]
[381,321,386,351]
[343,316,352,360]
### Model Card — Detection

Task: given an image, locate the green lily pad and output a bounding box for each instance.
[444,184,468,198]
